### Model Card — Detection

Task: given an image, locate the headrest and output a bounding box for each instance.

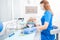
[0,21,3,32]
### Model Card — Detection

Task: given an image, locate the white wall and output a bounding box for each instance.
[48,0,60,27]
[0,0,12,22]
[13,0,43,23]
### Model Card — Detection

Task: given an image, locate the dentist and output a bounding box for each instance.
[36,0,55,40]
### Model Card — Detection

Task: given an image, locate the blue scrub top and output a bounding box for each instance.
[41,10,55,40]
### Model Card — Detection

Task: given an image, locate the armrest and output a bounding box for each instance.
[50,25,59,34]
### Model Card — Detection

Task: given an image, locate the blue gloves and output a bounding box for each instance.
[23,27,37,34]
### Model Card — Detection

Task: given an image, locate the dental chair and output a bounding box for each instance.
[0,21,10,40]
[50,25,58,40]
[0,21,3,32]
[0,21,6,40]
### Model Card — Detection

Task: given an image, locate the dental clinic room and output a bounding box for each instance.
[0,0,60,40]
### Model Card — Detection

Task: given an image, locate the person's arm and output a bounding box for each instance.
[36,22,49,30]
[37,11,52,30]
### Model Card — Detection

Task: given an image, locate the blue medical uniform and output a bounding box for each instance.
[41,10,55,40]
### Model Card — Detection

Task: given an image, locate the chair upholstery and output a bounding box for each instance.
[0,21,3,32]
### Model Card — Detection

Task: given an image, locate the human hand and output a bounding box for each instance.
[36,24,40,27]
